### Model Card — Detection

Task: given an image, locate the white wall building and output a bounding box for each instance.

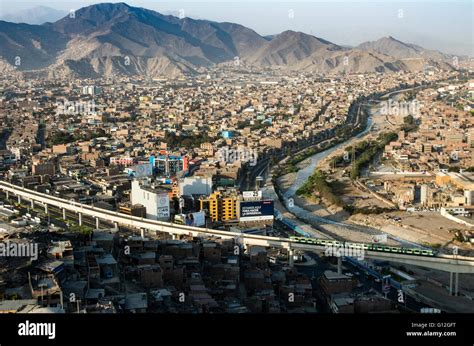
[465,190,474,206]
[420,184,429,206]
[82,85,100,95]
[179,176,212,196]
[131,180,170,220]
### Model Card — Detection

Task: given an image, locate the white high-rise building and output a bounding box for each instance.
[179,176,212,196]
[82,85,100,96]
[131,180,170,220]
[464,190,474,206]
[420,184,429,206]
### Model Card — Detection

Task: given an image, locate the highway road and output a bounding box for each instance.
[296,253,431,312]
[1,180,474,274]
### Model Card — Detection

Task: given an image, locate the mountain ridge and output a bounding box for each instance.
[0,2,457,78]
[0,5,68,25]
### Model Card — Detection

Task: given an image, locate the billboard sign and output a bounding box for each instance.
[242,191,262,200]
[239,200,274,222]
[156,194,170,219]
[185,211,206,227]
[176,211,206,227]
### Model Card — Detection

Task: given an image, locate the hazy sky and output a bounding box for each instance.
[1,0,472,55]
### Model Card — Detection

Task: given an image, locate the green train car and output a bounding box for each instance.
[289,236,436,257]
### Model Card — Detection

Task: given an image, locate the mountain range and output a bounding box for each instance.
[0,2,458,78]
[0,6,68,25]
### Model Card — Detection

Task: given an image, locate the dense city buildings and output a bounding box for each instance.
[1,64,473,318]
[0,7,473,343]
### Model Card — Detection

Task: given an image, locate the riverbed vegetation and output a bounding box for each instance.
[296,169,343,206]
[348,131,398,179]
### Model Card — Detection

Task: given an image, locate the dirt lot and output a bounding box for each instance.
[274,111,473,249]
[278,169,473,251]
[349,211,474,252]
[408,279,474,313]
[277,172,348,220]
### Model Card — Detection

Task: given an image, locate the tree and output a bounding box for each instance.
[49,131,74,146]
[70,224,93,237]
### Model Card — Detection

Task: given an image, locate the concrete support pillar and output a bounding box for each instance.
[18,195,21,204]
[114,222,118,230]
[288,248,294,267]
[30,200,34,209]
[449,272,453,296]
[44,204,48,214]
[141,228,145,239]
[78,213,82,226]
[95,217,100,229]
[337,257,342,275]
[6,191,8,199]
[62,208,66,220]
[455,272,459,297]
